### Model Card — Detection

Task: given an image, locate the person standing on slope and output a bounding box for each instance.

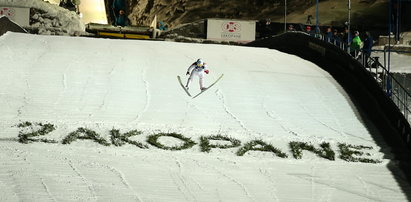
[185,59,209,91]
[350,31,362,58]
[112,0,126,25]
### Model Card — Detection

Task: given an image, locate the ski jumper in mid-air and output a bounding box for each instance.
[185,59,209,91]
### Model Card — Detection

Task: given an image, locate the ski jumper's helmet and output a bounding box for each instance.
[196,59,204,67]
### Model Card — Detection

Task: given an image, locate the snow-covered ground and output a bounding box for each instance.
[0,32,410,201]
[373,51,411,73]
[371,45,411,73]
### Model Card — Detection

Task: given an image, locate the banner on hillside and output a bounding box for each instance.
[207,19,256,43]
[0,7,30,27]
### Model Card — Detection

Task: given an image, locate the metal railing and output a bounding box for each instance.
[361,55,411,121]
[317,33,411,123]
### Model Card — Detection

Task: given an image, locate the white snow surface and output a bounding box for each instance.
[373,52,411,73]
[0,32,410,201]
[372,46,411,73]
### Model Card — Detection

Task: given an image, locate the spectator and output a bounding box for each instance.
[262,18,273,37]
[324,27,333,42]
[287,24,296,32]
[350,31,362,57]
[342,27,352,45]
[362,31,373,60]
[266,18,272,33]
[332,29,341,47]
[306,25,314,36]
[265,18,271,26]
[72,0,81,14]
[152,21,167,38]
[112,0,126,24]
[157,21,167,31]
[306,15,313,25]
[115,9,128,27]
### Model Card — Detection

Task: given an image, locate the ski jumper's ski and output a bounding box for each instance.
[177,76,191,97]
[192,74,224,99]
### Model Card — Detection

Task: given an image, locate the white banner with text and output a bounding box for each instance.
[207,19,255,43]
[0,7,30,27]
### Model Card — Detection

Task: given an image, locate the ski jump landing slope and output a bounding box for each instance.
[0,32,410,201]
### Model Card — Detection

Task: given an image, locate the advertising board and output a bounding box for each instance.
[207,19,255,43]
[0,7,30,27]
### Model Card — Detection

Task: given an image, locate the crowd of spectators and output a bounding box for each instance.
[286,24,374,59]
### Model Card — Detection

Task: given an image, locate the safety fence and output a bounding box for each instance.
[318,34,411,124]
[363,54,411,122]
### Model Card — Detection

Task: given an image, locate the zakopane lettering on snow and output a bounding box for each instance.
[16,121,382,163]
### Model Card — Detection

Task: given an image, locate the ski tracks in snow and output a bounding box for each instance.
[171,156,206,194]
[297,82,370,142]
[133,63,150,123]
[16,79,31,117]
[103,164,143,202]
[288,172,385,201]
[140,67,150,118]
[180,101,214,128]
[62,73,67,90]
[40,178,57,202]
[215,89,250,133]
[52,65,70,110]
[67,159,98,201]
[262,100,300,137]
[47,148,143,201]
[297,100,373,142]
[214,167,255,202]
[97,65,117,111]
[189,158,257,202]
[169,156,199,202]
[258,168,280,201]
[0,145,96,201]
[106,165,132,189]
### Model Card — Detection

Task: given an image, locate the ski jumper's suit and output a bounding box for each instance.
[186,62,209,90]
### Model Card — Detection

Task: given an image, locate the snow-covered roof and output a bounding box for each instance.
[0,0,84,35]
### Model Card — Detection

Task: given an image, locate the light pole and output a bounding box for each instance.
[284,0,287,33]
[388,0,392,95]
[315,0,319,34]
[348,0,351,53]
[396,0,400,43]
